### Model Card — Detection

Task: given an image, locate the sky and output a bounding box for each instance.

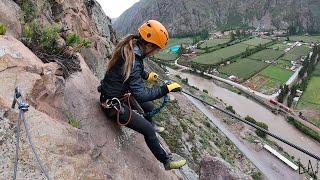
[95,0,140,19]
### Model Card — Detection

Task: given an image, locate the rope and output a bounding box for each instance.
[12,88,51,180]
[116,94,133,126]
[144,95,169,118]
[13,110,22,180]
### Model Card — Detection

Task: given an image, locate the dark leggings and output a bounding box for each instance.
[102,101,169,164]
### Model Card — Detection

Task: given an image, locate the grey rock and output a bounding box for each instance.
[200,156,252,180]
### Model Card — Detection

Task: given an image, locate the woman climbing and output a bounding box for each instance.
[99,20,187,170]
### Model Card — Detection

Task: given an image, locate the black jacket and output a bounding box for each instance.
[99,47,168,103]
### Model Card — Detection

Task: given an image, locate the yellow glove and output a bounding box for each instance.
[147,72,158,81]
[167,82,182,92]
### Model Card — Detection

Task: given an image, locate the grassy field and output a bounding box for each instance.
[299,77,320,105]
[290,45,311,55]
[281,53,300,61]
[218,58,268,81]
[297,64,320,127]
[154,51,178,61]
[289,35,320,43]
[269,43,290,51]
[169,37,193,46]
[240,37,272,46]
[192,43,254,65]
[259,66,293,82]
[248,49,283,61]
[199,38,230,48]
[281,45,310,61]
[276,59,292,69]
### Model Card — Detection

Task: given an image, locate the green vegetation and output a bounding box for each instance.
[192,38,272,65]
[192,43,253,65]
[269,43,290,51]
[169,37,193,47]
[290,45,310,56]
[282,45,310,62]
[240,38,271,46]
[252,171,263,180]
[298,77,320,106]
[218,58,268,81]
[260,66,293,83]
[199,38,230,48]
[21,21,91,77]
[226,106,236,114]
[20,0,38,23]
[68,118,81,129]
[154,51,178,61]
[245,116,269,138]
[66,33,92,51]
[287,117,320,142]
[289,35,320,43]
[248,49,283,61]
[0,23,7,35]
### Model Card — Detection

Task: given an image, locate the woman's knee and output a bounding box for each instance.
[140,101,155,113]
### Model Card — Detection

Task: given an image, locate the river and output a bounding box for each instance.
[168,68,320,168]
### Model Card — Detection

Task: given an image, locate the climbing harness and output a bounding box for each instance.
[12,87,51,180]
[101,93,133,126]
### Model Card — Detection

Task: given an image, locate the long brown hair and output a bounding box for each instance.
[107,34,143,82]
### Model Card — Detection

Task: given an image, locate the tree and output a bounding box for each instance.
[230,32,235,41]
[235,29,241,37]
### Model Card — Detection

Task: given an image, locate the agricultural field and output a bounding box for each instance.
[247,49,283,61]
[281,45,311,62]
[296,64,320,127]
[289,35,320,43]
[244,65,294,95]
[154,50,178,61]
[199,38,230,48]
[290,45,311,56]
[192,43,254,65]
[169,37,193,46]
[269,43,290,51]
[243,74,282,95]
[259,66,293,83]
[218,58,268,81]
[276,59,292,69]
[240,37,272,46]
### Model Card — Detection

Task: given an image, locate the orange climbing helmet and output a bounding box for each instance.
[139,20,169,49]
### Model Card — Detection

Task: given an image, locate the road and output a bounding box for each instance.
[184,93,299,180]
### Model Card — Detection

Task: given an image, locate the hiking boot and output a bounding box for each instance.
[154,124,165,133]
[164,158,187,170]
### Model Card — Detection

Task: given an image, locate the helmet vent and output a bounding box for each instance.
[147,23,152,28]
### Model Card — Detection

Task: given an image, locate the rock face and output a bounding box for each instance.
[0,35,180,179]
[200,156,251,180]
[0,0,117,79]
[0,0,21,38]
[114,0,320,37]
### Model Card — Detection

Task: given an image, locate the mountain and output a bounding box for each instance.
[113,0,320,37]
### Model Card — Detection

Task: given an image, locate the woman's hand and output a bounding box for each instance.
[166,82,182,92]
